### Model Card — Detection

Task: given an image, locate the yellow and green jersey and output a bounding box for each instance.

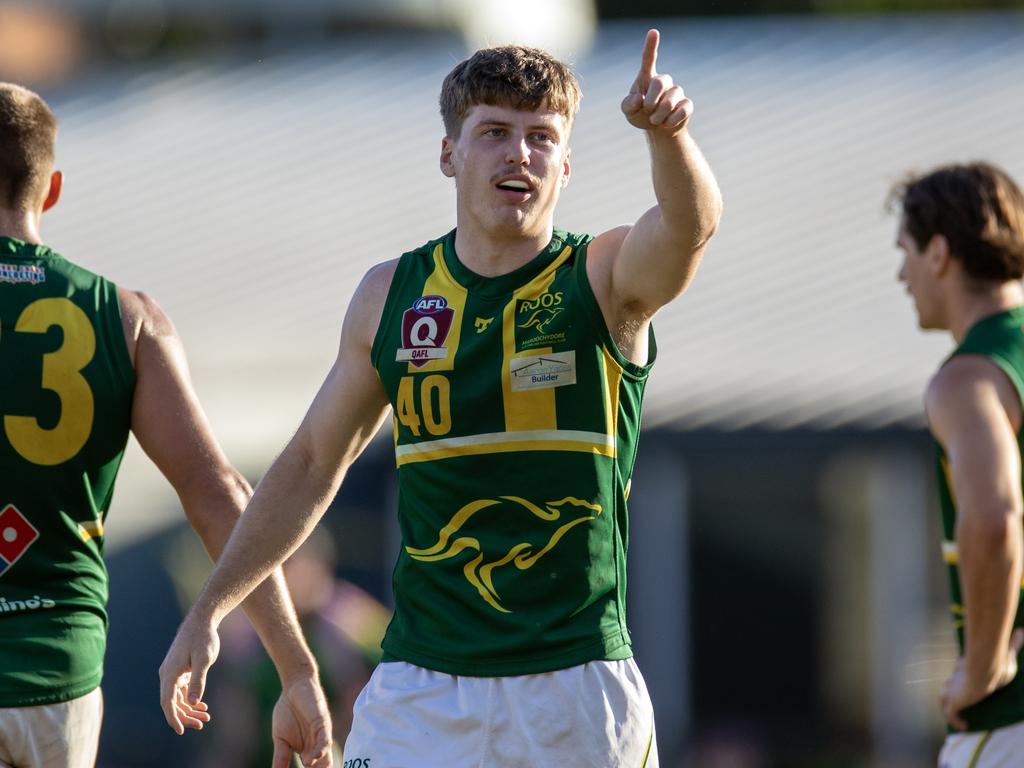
[371,228,655,676]
[0,237,134,706]
[937,306,1024,731]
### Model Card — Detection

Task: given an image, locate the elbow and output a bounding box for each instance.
[960,506,1024,561]
[179,465,253,543]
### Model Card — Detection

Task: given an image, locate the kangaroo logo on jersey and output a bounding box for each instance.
[516,292,567,350]
[396,295,454,367]
[405,495,602,613]
[0,504,40,577]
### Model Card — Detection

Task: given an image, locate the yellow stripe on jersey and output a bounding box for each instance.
[395,429,615,466]
[601,347,622,445]
[78,520,104,542]
[501,246,572,432]
[411,243,468,375]
[942,540,957,564]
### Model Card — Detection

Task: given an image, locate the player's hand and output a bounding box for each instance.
[271,675,334,768]
[157,611,220,735]
[941,628,1024,730]
[621,29,693,136]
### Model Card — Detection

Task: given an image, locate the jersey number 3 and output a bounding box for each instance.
[1,298,96,466]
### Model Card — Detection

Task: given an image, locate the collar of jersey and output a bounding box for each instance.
[442,228,569,299]
[0,236,55,261]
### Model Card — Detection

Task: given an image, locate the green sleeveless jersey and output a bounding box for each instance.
[370,228,655,676]
[936,306,1024,731]
[0,237,135,706]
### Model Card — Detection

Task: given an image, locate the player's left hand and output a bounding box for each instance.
[621,29,693,136]
[941,628,1024,730]
[271,675,334,768]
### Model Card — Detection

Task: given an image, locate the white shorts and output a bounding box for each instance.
[939,719,1024,768]
[342,658,658,768]
[0,687,103,768]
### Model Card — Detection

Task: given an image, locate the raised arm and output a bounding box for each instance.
[587,29,722,346]
[154,263,394,756]
[929,356,1024,730]
[119,287,335,764]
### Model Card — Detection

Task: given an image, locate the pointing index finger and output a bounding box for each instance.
[637,29,659,89]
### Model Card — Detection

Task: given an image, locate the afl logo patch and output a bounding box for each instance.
[396,295,454,366]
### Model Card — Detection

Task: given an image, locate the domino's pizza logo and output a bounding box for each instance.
[396,295,454,367]
[0,505,39,577]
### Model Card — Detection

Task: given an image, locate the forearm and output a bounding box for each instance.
[180,465,322,682]
[187,442,342,629]
[647,128,721,250]
[960,508,1024,688]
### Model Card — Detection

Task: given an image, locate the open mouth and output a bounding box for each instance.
[495,178,533,194]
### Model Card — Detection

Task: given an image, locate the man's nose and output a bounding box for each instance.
[505,138,530,165]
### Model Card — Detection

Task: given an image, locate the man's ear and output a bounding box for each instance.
[42,170,62,212]
[440,137,456,179]
[926,233,952,277]
[561,147,572,188]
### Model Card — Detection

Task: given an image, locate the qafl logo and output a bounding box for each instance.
[396,295,454,367]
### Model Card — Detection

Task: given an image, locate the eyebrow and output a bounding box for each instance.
[477,119,561,133]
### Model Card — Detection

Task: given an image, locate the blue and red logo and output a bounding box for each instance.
[0,504,39,577]
[396,295,455,367]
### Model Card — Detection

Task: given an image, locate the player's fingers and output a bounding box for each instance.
[620,92,643,118]
[158,668,188,735]
[636,29,659,88]
[642,75,673,112]
[301,723,331,764]
[271,737,292,768]
[648,88,683,126]
[174,687,210,730]
[662,98,694,131]
[1011,627,1024,653]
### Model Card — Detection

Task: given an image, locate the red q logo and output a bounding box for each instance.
[396,295,455,367]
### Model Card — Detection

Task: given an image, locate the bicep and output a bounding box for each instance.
[128,300,234,496]
[287,278,393,483]
[931,370,1023,523]
[290,333,391,484]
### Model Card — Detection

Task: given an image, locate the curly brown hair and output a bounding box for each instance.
[439,45,581,139]
[0,83,57,211]
[889,162,1024,283]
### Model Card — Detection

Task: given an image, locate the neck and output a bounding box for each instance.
[452,215,553,278]
[949,281,1024,343]
[0,209,43,244]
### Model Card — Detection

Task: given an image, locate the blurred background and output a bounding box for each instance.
[3,0,1023,765]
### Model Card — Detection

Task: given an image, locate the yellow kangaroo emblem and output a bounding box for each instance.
[474,316,493,333]
[405,496,602,613]
[517,307,563,335]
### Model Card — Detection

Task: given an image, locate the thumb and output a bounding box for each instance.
[186,650,211,705]
[301,722,330,765]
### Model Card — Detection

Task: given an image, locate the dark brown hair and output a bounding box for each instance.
[439,45,581,138]
[0,83,57,210]
[890,162,1024,282]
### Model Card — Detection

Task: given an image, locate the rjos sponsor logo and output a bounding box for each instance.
[413,295,448,314]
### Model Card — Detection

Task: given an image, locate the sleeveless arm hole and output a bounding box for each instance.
[573,239,657,383]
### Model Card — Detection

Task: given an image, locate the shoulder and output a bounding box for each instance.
[344,259,400,347]
[116,287,178,365]
[583,225,631,279]
[927,355,1022,441]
